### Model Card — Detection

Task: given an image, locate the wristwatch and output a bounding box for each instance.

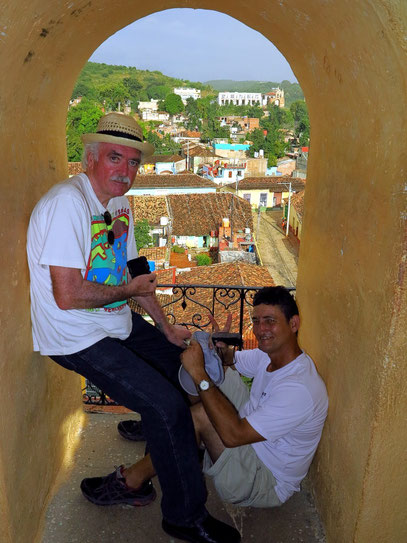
[197,379,214,392]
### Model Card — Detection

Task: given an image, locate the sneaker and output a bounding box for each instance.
[162,513,241,543]
[117,419,145,441]
[80,465,156,506]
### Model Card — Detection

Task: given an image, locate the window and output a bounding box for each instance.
[259,193,267,207]
[243,193,251,203]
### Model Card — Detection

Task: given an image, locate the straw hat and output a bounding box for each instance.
[81,112,154,161]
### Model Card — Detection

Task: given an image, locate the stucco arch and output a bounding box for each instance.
[0,2,406,542]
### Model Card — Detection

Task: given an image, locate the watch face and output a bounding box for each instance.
[199,380,210,391]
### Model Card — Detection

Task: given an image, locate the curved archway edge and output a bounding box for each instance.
[0,2,406,542]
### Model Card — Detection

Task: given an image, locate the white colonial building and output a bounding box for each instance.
[218,92,262,107]
[173,87,201,105]
[218,89,285,108]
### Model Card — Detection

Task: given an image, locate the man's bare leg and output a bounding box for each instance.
[122,455,155,489]
[190,402,225,463]
[122,402,223,488]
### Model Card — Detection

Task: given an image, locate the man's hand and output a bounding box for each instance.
[163,323,192,348]
[127,272,157,297]
[208,313,235,367]
[180,341,207,382]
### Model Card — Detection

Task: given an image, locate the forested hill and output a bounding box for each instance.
[205,80,304,106]
[71,62,214,105]
[71,63,304,108]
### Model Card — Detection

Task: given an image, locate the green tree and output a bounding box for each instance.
[66,98,104,161]
[147,84,171,100]
[145,131,181,155]
[97,82,130,111]
[246,105,264,118]
[123,77,142,96]
[195,253,212,266]
[134,219,153,251]
[162,93,185,115]
[247,126,287,167]
[290,100,310,145]
[185,97,202,131]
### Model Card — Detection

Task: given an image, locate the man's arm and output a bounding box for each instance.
[181,342,265,448]
[50,266,191,347]
[50,266,157,309]
[133,294,191,347]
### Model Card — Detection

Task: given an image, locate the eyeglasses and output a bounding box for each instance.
[103,211,115,246]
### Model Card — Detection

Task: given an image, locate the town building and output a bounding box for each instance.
[220,176,305,209]
[293,147,309,178]
[126,173,218,196]
[202,161,246,185]
[141,110,170,122]
[128,192,253,254]
[212,142,250,160]
[140,154,186,175]
[218,91,263,107]
[285,189,304,241]
[173,87,201,104]
[217,89,285,108]
[137,98,159,113]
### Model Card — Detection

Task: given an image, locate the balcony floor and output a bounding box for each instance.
[42,412,325,543]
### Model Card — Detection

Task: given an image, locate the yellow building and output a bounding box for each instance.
[286,190,304,241]
[221,177,305,209]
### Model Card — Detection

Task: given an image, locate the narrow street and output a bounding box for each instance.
[255,209,299,288]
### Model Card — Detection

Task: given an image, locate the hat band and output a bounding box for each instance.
[97,130,143,143]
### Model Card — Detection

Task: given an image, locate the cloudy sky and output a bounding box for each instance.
[90,9,297,83]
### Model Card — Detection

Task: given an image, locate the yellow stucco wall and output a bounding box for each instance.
[0,1,406,542]
[237,188,290,208]
[289,206,302,241]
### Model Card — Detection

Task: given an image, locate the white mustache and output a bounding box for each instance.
[110,175,131,185]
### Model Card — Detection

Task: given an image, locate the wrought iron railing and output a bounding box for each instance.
[82,283,296,405]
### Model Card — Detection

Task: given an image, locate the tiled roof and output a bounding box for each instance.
[170,252,197,268]
[181,130,202,138]
[156,268,176,282]
[128,195,167,224]
[68,162,83,176]
[131,174,217,189]
[160,262,275,336]
[168,193,253,236]
[290,190,305,221]
[238,177,306,192]
[187,146,221,158]
[176,261,274,288]
[129,193,253,236]
[144,154,184,165]
[139,247,167,261]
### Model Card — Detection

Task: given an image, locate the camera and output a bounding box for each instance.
[127,256,151,278]
[211,332,242,347]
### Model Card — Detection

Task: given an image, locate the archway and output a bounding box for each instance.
[0,2,405,542]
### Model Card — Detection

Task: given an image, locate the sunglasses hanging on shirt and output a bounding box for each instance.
[103,211,115,246]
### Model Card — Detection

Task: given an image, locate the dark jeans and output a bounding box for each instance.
[52,312,207,525]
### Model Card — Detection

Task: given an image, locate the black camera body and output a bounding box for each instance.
[211,332,243,347]
[127,256,151,278]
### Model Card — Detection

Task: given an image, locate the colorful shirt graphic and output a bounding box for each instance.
[84,210,130,310]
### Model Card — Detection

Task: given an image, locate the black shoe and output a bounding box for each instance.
[80,465,156,506]
[162,513,241,543]
[117,419,145,441]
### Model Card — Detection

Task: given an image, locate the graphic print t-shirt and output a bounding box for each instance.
[27,174,137,355]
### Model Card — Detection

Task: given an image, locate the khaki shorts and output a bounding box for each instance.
[202,369,281,508]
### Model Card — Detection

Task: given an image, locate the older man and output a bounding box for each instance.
[27,113,240,543]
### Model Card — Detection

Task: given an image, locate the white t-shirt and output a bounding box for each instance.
[27,173,138,355]
[235,350,328,503]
